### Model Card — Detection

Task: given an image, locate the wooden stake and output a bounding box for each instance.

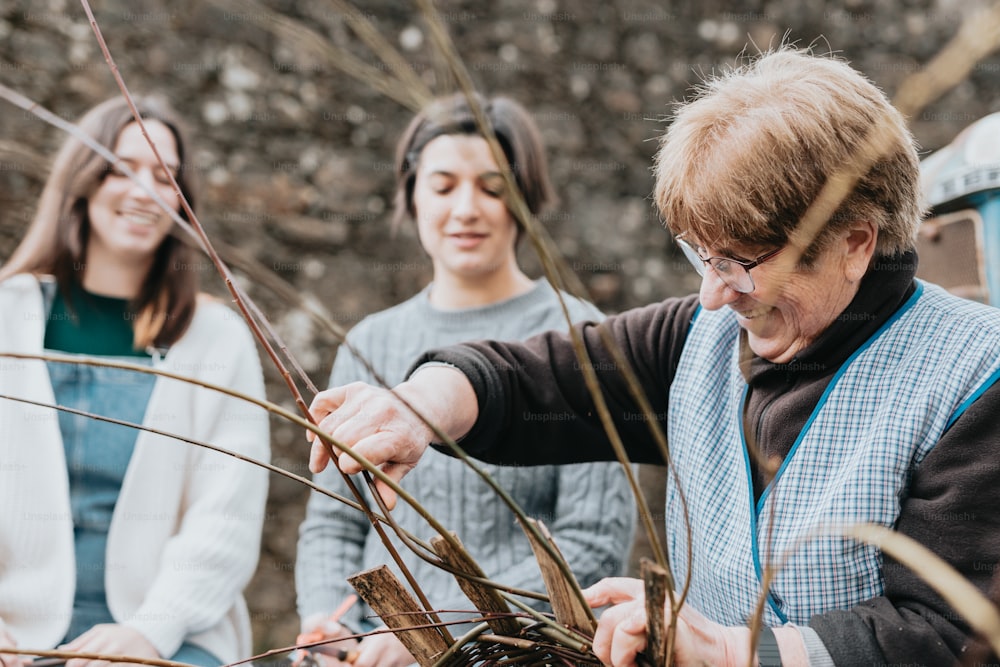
[521,518,596,632]
[430,533,522,635]
[641,557,669,667]
[348,565,451,666]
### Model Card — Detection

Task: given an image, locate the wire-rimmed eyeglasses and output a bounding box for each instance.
[675,234,783,294]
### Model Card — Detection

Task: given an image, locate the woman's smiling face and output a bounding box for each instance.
[86,120,180,266]
[410,134,520,284]
[694,224,877,363]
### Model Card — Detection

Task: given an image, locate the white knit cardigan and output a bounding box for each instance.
[0,274,270,663]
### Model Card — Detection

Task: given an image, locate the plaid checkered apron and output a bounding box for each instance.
[665,281,1000,625]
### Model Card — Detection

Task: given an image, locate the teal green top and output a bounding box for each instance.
[44,284,151,357]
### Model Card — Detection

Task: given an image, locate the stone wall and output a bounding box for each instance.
[2,0,998,652]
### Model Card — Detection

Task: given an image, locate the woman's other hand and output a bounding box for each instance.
[61,624,158,667]
[1,624,26,667]
[583,578,751,667]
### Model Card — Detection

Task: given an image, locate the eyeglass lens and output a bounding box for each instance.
[676,238,755,293]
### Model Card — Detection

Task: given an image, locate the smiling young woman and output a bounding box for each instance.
[0,96,269,667]
[295,93,636,667]
[82,120,181,294]
[410,132,533,307]
[1,96,198,349]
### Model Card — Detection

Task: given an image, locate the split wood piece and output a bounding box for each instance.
[347,565,451,667]
[430,533,522,635]
[521,517,596,633]
[641,557,669,667]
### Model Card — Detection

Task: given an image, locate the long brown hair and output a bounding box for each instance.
[0,95,199,348]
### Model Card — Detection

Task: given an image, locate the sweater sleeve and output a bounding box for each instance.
[809,378,1000,665]
[416,296,700,466]
[123,309,271,659]
[295,330,380,631]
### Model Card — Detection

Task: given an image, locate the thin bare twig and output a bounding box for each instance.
[206,0,432,111]
[1,649,191,667]
[76,0,457,628]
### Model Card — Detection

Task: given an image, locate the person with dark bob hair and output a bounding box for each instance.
[391,92,553,240]
[0,96,270,667]
[296,92,635,667]
[306,49,1000,666]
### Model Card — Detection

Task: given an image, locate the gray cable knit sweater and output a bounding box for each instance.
[295,280,637,633]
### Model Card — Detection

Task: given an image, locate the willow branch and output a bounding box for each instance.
[76,0,451,619]
[206,0,431,111]
[416,0,684,635]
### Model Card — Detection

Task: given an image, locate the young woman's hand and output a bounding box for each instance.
[297,613,359,666]
[0,624,26,667]
[61,624,159,667]
[344,632,414,667]
[298,622,412,667]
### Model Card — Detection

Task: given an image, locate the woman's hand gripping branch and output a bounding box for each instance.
[583,578,810,666]
[307,365,479,510]
[584,578,744,667]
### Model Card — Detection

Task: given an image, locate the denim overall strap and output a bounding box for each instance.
[46,355,155,642]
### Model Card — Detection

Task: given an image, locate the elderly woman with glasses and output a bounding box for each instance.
[305,48,1000,667]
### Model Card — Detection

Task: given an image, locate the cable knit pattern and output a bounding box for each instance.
[296,280,636,631]
[0,275,270,663]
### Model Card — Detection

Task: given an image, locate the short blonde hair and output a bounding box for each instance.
[654,48,921,263]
